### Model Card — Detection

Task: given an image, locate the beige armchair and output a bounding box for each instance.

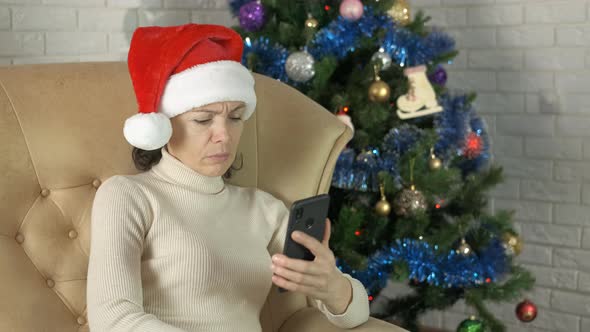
[0,62,405,332]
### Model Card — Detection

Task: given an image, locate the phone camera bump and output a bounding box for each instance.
[295,208,303,220]
[305,218,314,229]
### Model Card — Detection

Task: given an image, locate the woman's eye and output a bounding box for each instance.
[193,118,241,124]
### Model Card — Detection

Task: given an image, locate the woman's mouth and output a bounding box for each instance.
[208,153,229,162]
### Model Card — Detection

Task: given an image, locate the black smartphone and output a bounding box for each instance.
[277,193,330,293]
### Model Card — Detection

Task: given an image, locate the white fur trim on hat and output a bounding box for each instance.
[123,112,172,150]
[158,60,257,119]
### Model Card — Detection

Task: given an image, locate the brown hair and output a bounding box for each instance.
[132,147,243,180]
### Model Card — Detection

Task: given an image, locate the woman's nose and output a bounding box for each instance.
[211,122,230,142]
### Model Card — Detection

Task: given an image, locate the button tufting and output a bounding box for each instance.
[15,233,24,244]
[68,229,78,239]
[77,316,87,325]
[40,188,50,197]
[92,179,101,188]
[46,279,55,288]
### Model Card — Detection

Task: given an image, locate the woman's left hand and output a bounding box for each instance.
[271,218,352,314]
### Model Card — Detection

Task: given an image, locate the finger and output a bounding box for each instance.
[322,218,331,246]
[273,255,323,275]
[291,231,324,257]
[272,275,317,296]
[271,264,324,288]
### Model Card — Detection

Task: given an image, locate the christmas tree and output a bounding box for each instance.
[229,1,536,331]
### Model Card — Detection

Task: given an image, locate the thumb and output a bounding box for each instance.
[322,218,331,246]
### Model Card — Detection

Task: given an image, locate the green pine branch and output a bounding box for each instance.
[233,2,536,330]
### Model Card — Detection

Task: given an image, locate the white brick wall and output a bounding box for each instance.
[0,0,237,64]
[383,1,590,331]
[1,1,589,332]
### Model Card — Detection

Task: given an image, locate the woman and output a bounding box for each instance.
[86,23,370,332]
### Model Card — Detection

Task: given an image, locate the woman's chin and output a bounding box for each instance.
[200,163,230,177]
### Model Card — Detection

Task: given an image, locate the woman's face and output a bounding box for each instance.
[167,101,246,177]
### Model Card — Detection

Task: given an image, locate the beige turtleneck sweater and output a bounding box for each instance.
[86,146,370,332]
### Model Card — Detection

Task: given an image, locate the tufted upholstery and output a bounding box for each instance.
[0,62,403,332]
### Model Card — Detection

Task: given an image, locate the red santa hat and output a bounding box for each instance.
[124,23,256,150]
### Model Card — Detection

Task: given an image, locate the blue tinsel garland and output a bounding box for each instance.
[459,115,491,174]
[332,146,403,192]
[382,123,423,156]
[434,94,472,159]
[309,6,455,66]
[434,94,491,172]
[307,6,388,60]
[242,36,291,82]
[337,237,509,292]
[237,5,456,81]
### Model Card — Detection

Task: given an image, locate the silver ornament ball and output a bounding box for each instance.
[371,51,392,71]
[393,185,427,216]
[285,51,316,82]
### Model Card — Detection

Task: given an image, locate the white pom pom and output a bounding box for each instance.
[123,112,172,150]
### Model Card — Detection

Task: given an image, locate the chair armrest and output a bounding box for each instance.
[278,307,409,332]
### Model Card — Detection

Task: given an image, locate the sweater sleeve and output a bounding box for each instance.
[87,175,187,332]
[263,191,370,329]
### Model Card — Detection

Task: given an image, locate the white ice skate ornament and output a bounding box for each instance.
[396,65,443,120]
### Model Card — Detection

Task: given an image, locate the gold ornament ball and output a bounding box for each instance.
[456,239,472,256]
[429,157,442,170]
[305,17,319,29]
[388,0,411,26]
[368,80,391,103]
[375,197,391,216]
[503,233,523,256]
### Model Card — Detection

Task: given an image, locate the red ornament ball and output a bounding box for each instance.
[516,300,537,322]
[463,132,483,159]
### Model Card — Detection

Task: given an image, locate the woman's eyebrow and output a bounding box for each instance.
[194,109,220,114]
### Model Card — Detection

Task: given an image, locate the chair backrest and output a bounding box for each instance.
[0,62,352,332]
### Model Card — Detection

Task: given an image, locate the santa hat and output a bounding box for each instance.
[124,24,257,151]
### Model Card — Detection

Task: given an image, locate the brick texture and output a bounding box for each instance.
[0,0,235,63]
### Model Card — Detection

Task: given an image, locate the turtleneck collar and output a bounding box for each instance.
[151,145,225,194]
